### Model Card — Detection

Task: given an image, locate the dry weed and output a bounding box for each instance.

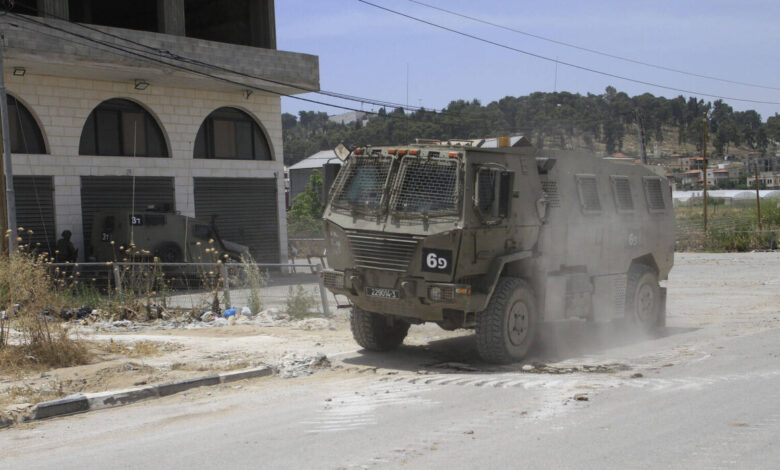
[0,252,91,371]
[99,339,162,358]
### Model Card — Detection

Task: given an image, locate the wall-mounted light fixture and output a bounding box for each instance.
[134,79,150,90]
[13,67,26,76]
[244,89,253,100]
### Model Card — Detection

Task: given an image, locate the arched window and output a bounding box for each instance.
[194,107,271,160]
[79,99,168,157]
[8,95,46,154]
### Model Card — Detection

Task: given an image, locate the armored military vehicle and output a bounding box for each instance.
[89,209,249,262]
[321,142,674,363]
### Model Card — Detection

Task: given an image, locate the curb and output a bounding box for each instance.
[21,366,273,424]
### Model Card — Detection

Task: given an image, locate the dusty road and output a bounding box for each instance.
[2,252,780,469]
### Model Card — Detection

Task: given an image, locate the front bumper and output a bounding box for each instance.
[321,268,484,321]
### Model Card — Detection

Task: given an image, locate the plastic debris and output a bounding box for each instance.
[223,308,236,318]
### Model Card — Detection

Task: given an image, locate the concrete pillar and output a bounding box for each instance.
[249,0,276,49]
[157,0,186,36]
[40,0,69,20]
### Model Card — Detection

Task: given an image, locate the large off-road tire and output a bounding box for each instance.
[154,242,183,263]
[476,277,538,364]
[625,264,664,331]
[350,306,410,351]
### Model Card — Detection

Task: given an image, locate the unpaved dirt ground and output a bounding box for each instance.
[2,252,778,421]
[0,306,467,416]
[2,252,780,469]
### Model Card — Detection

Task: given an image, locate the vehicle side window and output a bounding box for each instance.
[102,216,115,232]
[497,171,513,218]
[643,177,666,213]
[474,167,513,221]
[476,168,495,213]
[193,224,211,239]
[576,174,601,214]
[610,176,634,212]
[145,214,166,226]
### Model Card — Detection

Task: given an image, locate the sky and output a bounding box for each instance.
[275,0,780,121]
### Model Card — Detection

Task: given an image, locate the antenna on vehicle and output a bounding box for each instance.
[130,121,137,246]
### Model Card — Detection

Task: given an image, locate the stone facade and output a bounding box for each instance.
[7,73,288,259]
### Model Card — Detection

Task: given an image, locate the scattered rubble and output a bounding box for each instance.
[277,353,331,378]
[63,306,341,334]
[519,362,631,375]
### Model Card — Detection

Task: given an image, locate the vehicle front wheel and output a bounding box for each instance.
[476,277,538,364]
[350,307,410,351]
[625,264,664,331]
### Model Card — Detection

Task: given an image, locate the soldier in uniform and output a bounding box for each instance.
[55,230,78,262]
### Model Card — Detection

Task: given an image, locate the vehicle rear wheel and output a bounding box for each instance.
[625,264,664,331]
[476,277,538,364]
[350,306,409,351]
[154,242,183,263]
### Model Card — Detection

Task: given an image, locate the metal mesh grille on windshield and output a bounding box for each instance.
[390,158,459,215]
[330,156,392,212]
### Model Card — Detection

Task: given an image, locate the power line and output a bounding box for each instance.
[8,13,438,122]
[407,0,780,92]
[5,7,434,114]
[358,0,780,106]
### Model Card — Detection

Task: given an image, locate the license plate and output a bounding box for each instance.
[365,287,400,299]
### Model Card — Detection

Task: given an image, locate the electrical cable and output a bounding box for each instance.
[6,7,434,114]
[407,0,780,92]
[8,13,416,119]
[358,0,780,106]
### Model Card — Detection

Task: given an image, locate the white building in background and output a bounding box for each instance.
[2,0,319,262]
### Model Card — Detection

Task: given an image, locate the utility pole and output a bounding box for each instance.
[754,164,762,231]
[0,35,17,255]
[702,113,708,234]
[635,108,647,164]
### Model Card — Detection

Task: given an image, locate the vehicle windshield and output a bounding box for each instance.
[330,154,461,217]
[330,155,393,213]
[389,157,460,216]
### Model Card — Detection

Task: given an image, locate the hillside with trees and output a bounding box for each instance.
[283,87,780,166]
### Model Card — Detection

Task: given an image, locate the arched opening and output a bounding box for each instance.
[194,107,272,160]
[8,95,47,154]
[79,99,169,157]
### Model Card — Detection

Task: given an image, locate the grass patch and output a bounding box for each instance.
[675,200,780,252]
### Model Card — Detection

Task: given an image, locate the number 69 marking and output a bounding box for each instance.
[426,252,448,270]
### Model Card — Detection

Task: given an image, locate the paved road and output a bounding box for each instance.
[2,253,779,469]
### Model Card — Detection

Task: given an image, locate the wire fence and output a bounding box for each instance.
[48,261,334,317]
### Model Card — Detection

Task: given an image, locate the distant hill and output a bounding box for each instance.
[283,87,780,166]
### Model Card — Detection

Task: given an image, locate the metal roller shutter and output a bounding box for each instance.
[80,176,175,257]
[13,176,56,255]
[193,177,279,263]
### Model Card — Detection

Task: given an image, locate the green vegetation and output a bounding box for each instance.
[675,201,780,252]
[285,284,318,319]
[288,171,325,238]
[283,88,780,166]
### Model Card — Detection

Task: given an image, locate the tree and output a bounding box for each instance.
[288,171,324,237]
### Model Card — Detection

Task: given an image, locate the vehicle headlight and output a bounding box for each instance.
[429,286,443,301]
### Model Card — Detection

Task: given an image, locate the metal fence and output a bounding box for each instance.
[49,261,333,316]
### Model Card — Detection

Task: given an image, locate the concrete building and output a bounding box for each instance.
[1,1,318,262]
[747,171,780,189]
